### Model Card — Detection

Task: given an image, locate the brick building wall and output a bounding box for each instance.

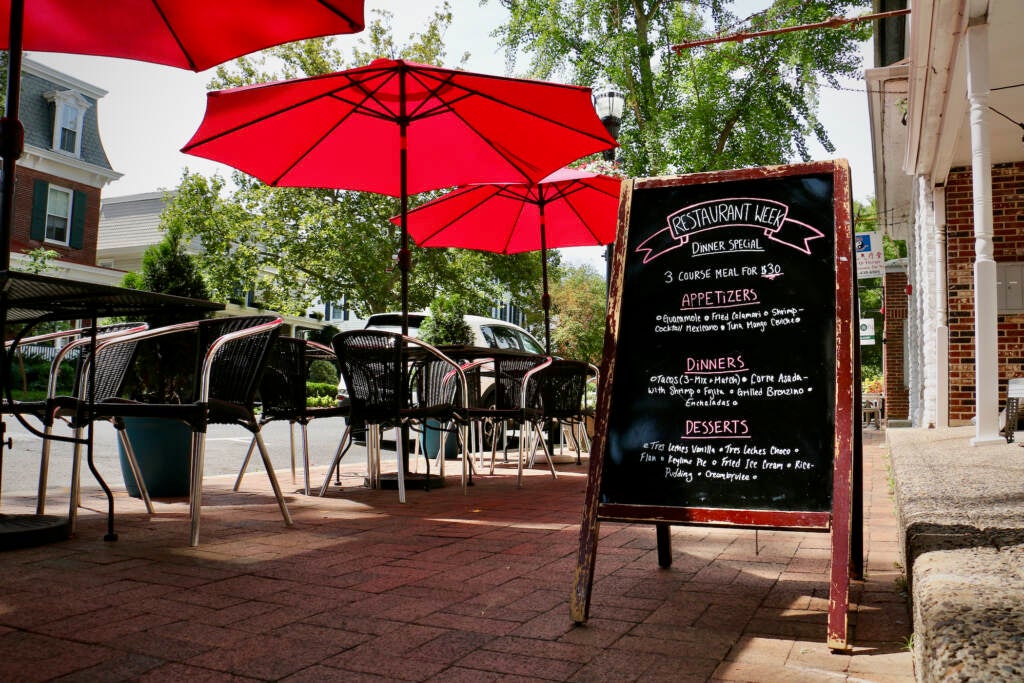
[883,269,909,420]
[945,161,1024,423]
[9,166,102,266]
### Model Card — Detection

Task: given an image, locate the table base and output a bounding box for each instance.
[0,513,70,550]
[375,473,446,490]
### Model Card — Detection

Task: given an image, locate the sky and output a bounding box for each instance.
[29,0,875,271]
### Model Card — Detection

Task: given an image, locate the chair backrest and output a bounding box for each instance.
[258,336,307,416]
[62,322,150,397]
[333,330,404,423]
[86,316,279,409]
[258,336,315,419]
[50,323,148,401]
[201,315,281,409]
[490,353,548,411]
[530,359,591,419]
[410,356,460,412]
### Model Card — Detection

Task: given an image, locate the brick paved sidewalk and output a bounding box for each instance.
[0,431,912,682]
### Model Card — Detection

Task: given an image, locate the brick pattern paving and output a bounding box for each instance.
[0,431,913,681]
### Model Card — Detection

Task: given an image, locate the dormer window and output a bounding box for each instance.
[43,89,90,157]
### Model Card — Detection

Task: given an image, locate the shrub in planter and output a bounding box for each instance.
[117,224,213,498]
[420,294,472,346]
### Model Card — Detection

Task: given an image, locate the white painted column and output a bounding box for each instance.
[907,203,923,426]
[920,179,938,428]
[934,186,950,428]
[966,20,1001,445]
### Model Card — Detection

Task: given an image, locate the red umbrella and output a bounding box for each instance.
[1,0,366,270]
[0,1,364,71]
[181,58,618,333]
[399,167,622,353]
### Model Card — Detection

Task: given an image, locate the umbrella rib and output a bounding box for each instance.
[151,1,198,71]
[268,75,402,185]
[562,189,606,245]
[184,77,361,150]
[499,194,532,254]
[401,65,616,181]
[415,186,502,245]
[446,85,616,145]
[314,0,364,31]
[150,1,364,71]
[404,71,464,121]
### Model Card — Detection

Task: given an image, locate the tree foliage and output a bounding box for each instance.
[488,0,872,177]
[550,263,607,364]
[420,293,473,346]
[170,3,544,321]
[122,221,209,301]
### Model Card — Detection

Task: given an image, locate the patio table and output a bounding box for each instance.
[0,270,223,549]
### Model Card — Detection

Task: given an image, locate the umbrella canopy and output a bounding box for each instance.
[181,58,618,333]
[0,1,364,71]
[1,0,366,270]
[399,167,623,353]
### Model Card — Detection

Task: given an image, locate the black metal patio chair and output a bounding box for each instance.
[234,337,351,495]
[455,352,548,479]
[79,315,289,546]
[322,330,468,501]
[520,359,596,483]
[2,323,148,523]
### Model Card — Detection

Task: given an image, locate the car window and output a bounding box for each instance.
[484,325,519,349]
[516,330,544,354]
[480,325,497,347]
[365,313,425,336]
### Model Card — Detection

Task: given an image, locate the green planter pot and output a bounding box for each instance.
[420,419,459,461]
[118,417,192,498]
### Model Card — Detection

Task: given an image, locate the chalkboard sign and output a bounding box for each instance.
[572,161,856,651]
[602,171,837,513]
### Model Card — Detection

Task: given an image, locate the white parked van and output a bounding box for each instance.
[361,312,545,355]
[336,312,546,404]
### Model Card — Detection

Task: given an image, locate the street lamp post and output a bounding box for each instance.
[592,85,625,283]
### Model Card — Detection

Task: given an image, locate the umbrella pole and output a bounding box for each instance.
[397,71,415,493]
[539,198,551,355]
[0,0,25,465]
[1,0,25,272]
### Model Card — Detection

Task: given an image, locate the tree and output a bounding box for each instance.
[171,3,545,323]
[122,221,209,302]
[550,263,607,364]
[488,0,872,177]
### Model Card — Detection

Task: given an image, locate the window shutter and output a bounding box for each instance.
[69,190,87,249]
[30,180,48,241]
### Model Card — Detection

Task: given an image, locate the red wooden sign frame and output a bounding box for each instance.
[571,160,856,651]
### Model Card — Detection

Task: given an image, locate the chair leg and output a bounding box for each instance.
[299,422,311,496]
[411,426,420,474]
[579,419,591,453]
[318,424,352,496]
[36,424,54,515]
[435,423,445,479]
[67,431,83,533]
[289,421,297,483]
[516,420,528,488]
[253,430,293,528]
[368,425,379,488]
[489,420,502,475]
[233,435,258,491]
[117,427,155,514]
[188,431,205,547]
[459,422,470,492]
[530,421,558,479]
[568,424,585,466]
[395,425,407,504]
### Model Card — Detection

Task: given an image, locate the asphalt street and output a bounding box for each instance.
[0,414,375,500]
